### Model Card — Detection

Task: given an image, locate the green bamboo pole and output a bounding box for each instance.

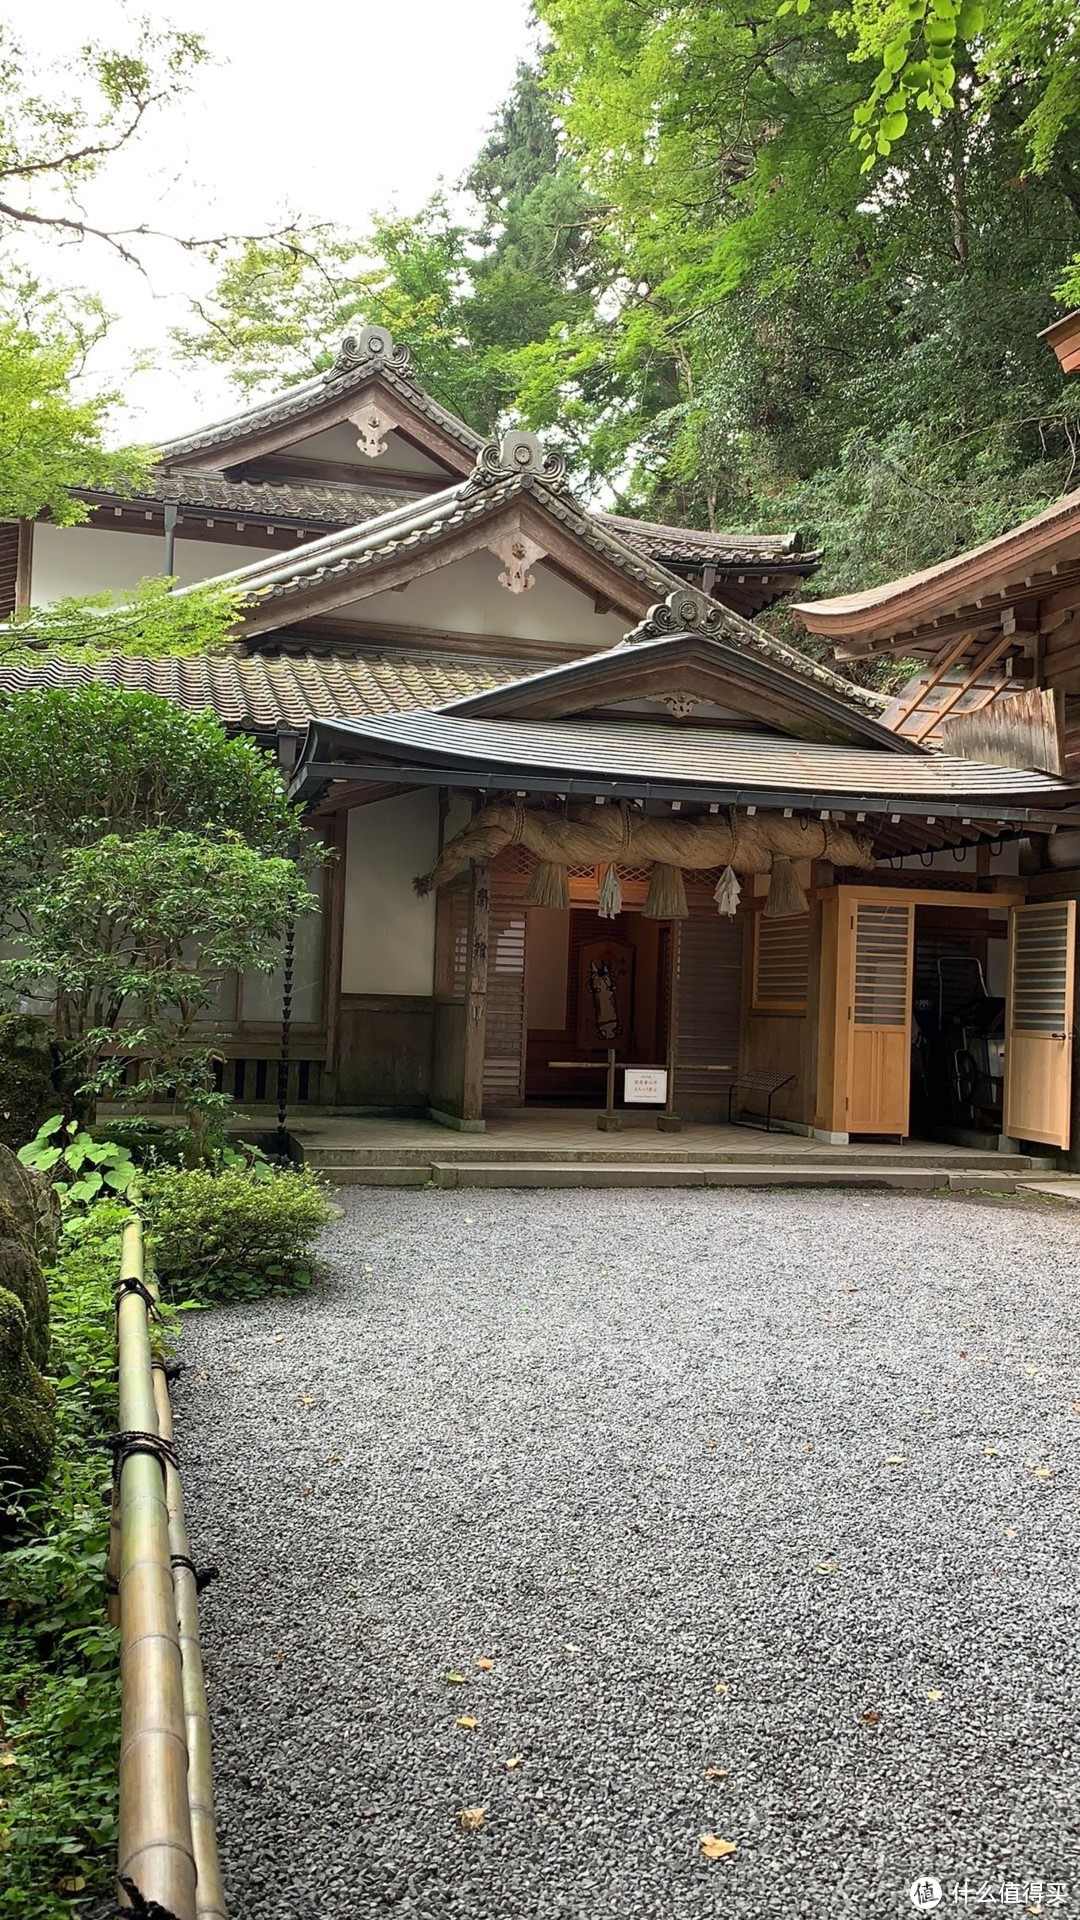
[116,1218,197,1920]
[152,1360,228,1920]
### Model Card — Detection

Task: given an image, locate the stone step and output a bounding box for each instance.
[310,1161,1041,1192]
[297,1141,1041,1172]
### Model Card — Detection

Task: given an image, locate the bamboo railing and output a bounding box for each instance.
[113,1216,227,1920]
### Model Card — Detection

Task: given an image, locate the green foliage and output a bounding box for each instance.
[18,1120,138,1213]
[0,1202,137,1916]
[0,576,245,664]
[0,684,310,938]
[175,65,608,457]
[0,310,151,526]
[142,1163,335,1304]
[4,831,315,1149]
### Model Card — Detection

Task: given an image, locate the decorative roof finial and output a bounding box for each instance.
[466,430,567,492]
[331,326,413,376]
[623,584,732,645]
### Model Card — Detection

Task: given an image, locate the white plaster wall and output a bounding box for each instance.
[320,548,630,651]
[31,523,259,602]
[341,791,438,996]
[292,422,452,477]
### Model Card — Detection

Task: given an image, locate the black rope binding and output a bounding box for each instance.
[150,1357,187,1383]
[170,1552,220,1594]
[113,1875,183,1920]
[113,1274,162,1321]
[104,1430,178,1486]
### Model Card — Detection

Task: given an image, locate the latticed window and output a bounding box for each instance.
[752,911,810,1013]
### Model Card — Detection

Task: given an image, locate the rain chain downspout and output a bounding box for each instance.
[113,1214,228,1918]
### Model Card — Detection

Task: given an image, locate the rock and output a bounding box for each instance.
[0,1285,55,1500]
[0,1014,55,1154]
[0,1227,49,1371]
[0,1143,61,1262]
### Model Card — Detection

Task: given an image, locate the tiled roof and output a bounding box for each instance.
[0,645,540,731]
[157,335,485,465]
[602,512,814,569]
[204,471,683,612]
[78,470,817,574]
[78,470,419,528]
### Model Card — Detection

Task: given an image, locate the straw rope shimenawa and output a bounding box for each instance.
[413,800,873,917]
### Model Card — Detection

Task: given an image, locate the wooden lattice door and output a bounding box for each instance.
[847,900,914,1137]
[482,897,527,1108]
[1003,900,1075,1148]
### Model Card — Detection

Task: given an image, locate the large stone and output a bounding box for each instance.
[0,1144,61,1262]
[0,1014,55,1154]
[0,1285,55,1502]
[0,1147,58,1372]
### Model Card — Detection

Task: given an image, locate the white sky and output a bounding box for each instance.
[13,0,536,440]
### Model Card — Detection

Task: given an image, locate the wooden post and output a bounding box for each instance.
[461,860,490,1124]
[657,921,682,1131]
[597,1046,621,1131]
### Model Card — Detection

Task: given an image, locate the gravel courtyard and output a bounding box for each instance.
[177,1189,1080,1920]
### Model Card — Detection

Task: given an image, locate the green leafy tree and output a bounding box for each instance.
[3,831,314,1161]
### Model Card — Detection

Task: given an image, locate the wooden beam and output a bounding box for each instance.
[910,631,1016,742]
[461,861,491,1123]
[888,630,981,728]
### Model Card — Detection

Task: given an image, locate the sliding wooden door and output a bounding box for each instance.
[847,900,914,1137]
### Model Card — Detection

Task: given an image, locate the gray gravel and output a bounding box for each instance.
[176,1189,1080,1919]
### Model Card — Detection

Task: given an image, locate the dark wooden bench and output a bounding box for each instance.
[727,1069,796,1133]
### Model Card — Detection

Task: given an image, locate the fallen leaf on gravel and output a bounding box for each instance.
[700,1834,737,1861]
[476,1657,495,1671]
[1030,1464,1052,1479]
[1003,1528,1017,1540]
[704,1767,728,1780]
[1023,1366,1040,1379]
[329,1452,341,1462]
[815,1561,837,1575]
[300,1487,311,1497]
[362,1264,374,1274]
[858,1710,881,1725]
[464,1216,475,1226]
[926,1690,943,1702]
[803,1441,815,1452]
[983,1447,1000,1458]
[713,1682,729,1697]
[505,1755,524,1770]
[1071,1400,1080,1417]
[458,1807,486,1832]
[298,1394,315,1407]
[883,1456,907,1466]
[445,1672,466,1684]
[564,1643,581,1656]
[456,1716,478,1731]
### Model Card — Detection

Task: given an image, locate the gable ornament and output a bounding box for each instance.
[465,430,567,494]
[487,529,548,594]
[347,399,402,460]
[332,325,413,376]
[624,583,734,645]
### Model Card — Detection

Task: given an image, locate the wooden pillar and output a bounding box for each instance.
[461,860,491,1124]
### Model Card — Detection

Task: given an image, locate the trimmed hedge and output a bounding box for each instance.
[141,1163,335,1304]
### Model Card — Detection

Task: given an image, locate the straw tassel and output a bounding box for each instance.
[597,864,622,919]
[713,866,741,917]
[526,859,570,910]
[643,862,688,920]
[764,855,809,918]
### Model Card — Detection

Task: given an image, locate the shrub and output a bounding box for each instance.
[19,1119,138,1214]
[141,1164,335,1304]
[0,1200,141,1916]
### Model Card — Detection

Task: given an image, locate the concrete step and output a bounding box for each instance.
[343,1161,1032,1192]
[297,1142,1041,1173]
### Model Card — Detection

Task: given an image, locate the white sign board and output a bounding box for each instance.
[624,1067,668,1105]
